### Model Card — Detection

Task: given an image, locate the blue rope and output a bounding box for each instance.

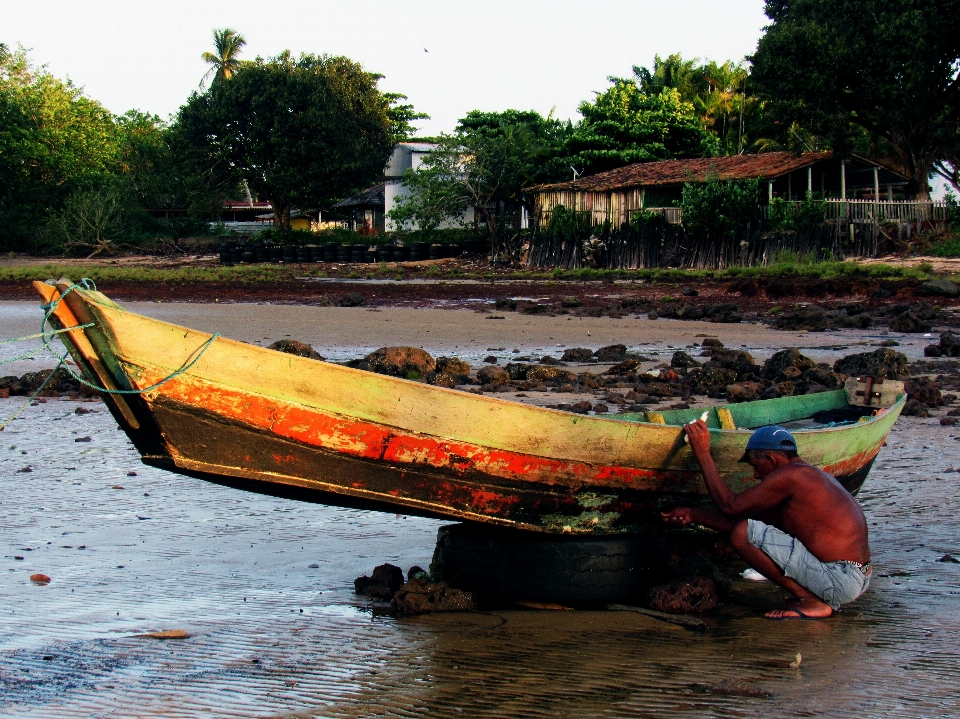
[1,279,220,431]
[37,278,220,395]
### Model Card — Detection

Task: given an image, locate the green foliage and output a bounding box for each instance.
[200,28,247,88]
[681,172,759,238]
[383,92,429,142]
[633,54,755,155]
[944,191,960,227]
[767,194,828,231]
[750,0,960,198]
[930,237,960,258]
[0,46,122,250]
[543,205,592,245]
[562,79,718,176]
[173,52,398,230]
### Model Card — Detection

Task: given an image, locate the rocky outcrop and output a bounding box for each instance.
[363,346,436,377]
[393,578,477,615]
[833,348,909,380]
[267,339,325,361]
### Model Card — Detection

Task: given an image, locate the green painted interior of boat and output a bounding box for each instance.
[619,390,860,429]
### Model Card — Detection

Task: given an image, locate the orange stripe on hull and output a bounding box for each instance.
[137,369,706,493]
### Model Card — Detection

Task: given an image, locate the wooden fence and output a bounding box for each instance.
[526,220,882,271]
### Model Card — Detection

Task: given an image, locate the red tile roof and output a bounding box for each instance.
[530,151,836,193]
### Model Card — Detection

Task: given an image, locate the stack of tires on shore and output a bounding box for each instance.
[218,238,490,266]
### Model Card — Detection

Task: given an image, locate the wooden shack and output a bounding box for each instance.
[528,151,908,228]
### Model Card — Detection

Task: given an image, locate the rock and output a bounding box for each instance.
[761,348,816,381]
[925,344,944,357]
[428,372,457,388]
[658,368,681,382]
[765,380,796,398]
[940,417,958,426]
[771,304,830,331]
[912,301,938,320]
[700,337,724,349]
[29,573,51,585]
[706,349,759,381]
[365,347,436,378]
[834,312,873,329]
[879,339,900,347]
[593,403,609,414]
[646,576,718,614]
[941,332,960,357]
[905,376,942,407]
[901,399,930,417]
[538,356,565,366]
[338,292,365,307]
[703,303,742,323]
[393,578,476,615]
[671,351,698,370]
[560,296,583,308]
[801,367,845,390]
[605,359,643,375]
[354,563,404,600]
[483,355,498,364]
[685,366,738,390]
[646,310,658,320]
[922,279,960,297]
[503,362,532,380]
[833,348,909,380]
[407,566,430,581]
[593,344,628,362]
[681,286,699,297]
[561,347,594,362]
[888,311,931,333]
[673,302,703,320]
[494,298,517,311]
[526,365,578,384]
[937,554,960,563]
[267,339,325,361]
[726,382,763,403]
[569,400,592,414]
[477,365,510,385]
[436,356,470,375]
[520,303,551,315]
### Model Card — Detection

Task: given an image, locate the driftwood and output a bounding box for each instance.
[603,603,708,632]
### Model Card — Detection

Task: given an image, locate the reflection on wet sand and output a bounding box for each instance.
[2,396,959,718]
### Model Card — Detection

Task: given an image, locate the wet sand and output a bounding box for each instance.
[2,302,960,717]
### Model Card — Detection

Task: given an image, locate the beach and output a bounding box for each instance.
[2,300,959,717]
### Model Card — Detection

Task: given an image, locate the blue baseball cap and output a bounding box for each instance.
[739,425,797,462]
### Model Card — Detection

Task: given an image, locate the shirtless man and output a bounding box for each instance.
[661,421,872,619]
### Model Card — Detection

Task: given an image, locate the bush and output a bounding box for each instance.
[681,172,759,238]
[767,194,828,231]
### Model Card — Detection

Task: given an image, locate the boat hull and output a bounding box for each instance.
[34,281,903,534]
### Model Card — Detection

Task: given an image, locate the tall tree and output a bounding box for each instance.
[561,78,718,177]
[175,52,399,229]
[750,0,960,198]
[201,28,246,88]
[0,45,120,250]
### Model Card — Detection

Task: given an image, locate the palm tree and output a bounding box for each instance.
[201,28,246,88]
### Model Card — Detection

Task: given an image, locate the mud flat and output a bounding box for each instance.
[2,302,960,717]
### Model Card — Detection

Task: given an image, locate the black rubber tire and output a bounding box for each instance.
[433,523,668,604]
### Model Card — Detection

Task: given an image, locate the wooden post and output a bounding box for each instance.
[887,185,893,201]
[807,167,813,197]
[840,161,846,200]
[873,166,880,203]
[768,180,774,202]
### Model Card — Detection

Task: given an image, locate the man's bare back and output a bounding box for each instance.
[662,420,872,619]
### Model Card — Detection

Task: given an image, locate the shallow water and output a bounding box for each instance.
[2,395,959,718]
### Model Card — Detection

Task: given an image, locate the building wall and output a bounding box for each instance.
[383,143,475,232]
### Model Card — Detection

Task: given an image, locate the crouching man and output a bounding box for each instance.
[662,421,871,619]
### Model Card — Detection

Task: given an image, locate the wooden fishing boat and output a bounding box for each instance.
[35,280,905,535]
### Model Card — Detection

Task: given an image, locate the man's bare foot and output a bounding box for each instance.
[765,597,833,619]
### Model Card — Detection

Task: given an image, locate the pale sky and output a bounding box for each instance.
[2,0,769,135]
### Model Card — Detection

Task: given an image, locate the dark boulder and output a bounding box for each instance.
[561,347,594,362]
[495,298,518,311]
[771,305,830,331]
[671,351,698,370]
[761,348,816,381]
[527,365,578,384]
[726,382,763,403]
[901,399,930,417]
[605,359,643,375]
[477,365,510,385]
[393,578,476,615]
[905,376,943,407]
[354,563,404,600]
[834,348,909,380]
[646,576,718,614]
[706,349,759,381]
[267,339,325,361]
[503,362,533,380]
[922,279,960,298]
[560,296,583,308]
[673,302,703,320]
[338,292,365,307]
[436,356,470,375]
[685,366,738,390]
[593,344,628,362]
[681,286,699,297]
[703,303,742,323]
[888,311,931,333]
[365,347,436,377]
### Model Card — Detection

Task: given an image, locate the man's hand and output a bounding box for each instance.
[684,418,711,454]
[661,507,694,527]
